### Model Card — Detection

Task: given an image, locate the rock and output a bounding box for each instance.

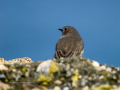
[91,61,100,68]
[100,65,106,70]
[0,74,6,78]
[63,86,69,90]
[36,60,52,75]
[54,86,61,90]
[31,87,41,90]
[0,81,10,90]
[0,58,4,64]
[0,56,120,90]
[0,64,8,70]
[54,80,62,85]
[4,57,33,64]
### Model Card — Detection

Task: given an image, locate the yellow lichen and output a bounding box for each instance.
[5,79,8,83]
[73,69,79,81]
[21,67,27,72]
[72,69,79,87]
[37,74,53,85]
[49,62,59,74]
[37,62,59,85]
[10,65,14,70]
[92,84,113,90]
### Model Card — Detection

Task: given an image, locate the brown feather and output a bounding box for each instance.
[54,26,84,59]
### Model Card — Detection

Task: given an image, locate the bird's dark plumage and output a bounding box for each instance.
[54,26,84,59]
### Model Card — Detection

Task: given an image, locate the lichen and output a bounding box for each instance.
[0,57,120,90]
[72,69,79,87]
[49,62,59,73]
[92,84,113,90]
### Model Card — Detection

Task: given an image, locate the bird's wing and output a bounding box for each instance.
[74,39,84,56]
[54,38,83,59]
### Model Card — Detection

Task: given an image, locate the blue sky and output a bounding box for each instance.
[0,0,120,66]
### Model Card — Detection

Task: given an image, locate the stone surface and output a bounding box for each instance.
[0,56,120,90]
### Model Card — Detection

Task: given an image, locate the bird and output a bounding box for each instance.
[54,26,84,59]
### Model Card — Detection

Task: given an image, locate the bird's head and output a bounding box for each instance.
[58,26,79,36]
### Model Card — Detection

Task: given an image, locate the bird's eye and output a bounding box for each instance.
[64,28,68,31]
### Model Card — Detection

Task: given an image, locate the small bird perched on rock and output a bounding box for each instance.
[54,26,84,59]
[36,26,84,74]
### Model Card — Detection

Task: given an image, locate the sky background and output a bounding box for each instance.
[0,0,120,67]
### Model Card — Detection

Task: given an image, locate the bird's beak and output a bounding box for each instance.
[58,29,63,31]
